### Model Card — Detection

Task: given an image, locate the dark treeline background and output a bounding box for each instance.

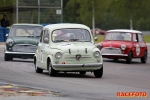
[63,0,150,31]
[0,0,150,31]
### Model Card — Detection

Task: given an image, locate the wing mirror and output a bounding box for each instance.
[94,37,98,41]
[44,38,49,43]
[134,39,137,42]
[5,34,8,37]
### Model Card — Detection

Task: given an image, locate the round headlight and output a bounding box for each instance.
[121,44,126,50]
[55,52,62,59]
[6,39,14,46]
[94,51,100,58]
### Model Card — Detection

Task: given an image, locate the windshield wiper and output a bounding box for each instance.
[54,39,68,42]
[69,39,79,41]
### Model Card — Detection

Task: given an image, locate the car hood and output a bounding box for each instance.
[9,37,39,45]
[101,41,131,48]
[51,42,96,53]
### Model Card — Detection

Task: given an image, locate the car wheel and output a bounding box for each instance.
[48,61,57,76]
[9,57,13,61]
[94,66,103,78]
[79,71,86,75]
[35,59,43,73]
[4,53,10,61]
[141,51,147,63]
[126,51,132,64]
[113,58,118,61]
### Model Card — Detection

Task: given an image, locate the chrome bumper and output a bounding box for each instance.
[102,53,128,56]
[5,51,35,55]
[53,63,103,68]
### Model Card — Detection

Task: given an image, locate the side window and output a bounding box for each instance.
[133,33,139,42]
[138,34,144,42]
[43,30,49,44]
[40,30,44,42]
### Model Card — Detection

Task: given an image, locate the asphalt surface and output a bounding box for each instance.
[0,44,150,100]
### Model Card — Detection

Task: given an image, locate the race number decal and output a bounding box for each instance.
[136,44,140,56]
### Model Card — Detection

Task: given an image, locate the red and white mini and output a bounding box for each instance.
[97,29,148,64]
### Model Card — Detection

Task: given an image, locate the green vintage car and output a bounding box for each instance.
[4,24,43,61]
[34,23,103,78]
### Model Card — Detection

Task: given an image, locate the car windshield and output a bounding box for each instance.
[105,32,132,41]
[9,25,43,37]
[52,28,91,42]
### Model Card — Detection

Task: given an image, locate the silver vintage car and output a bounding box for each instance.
[34,23,103,78]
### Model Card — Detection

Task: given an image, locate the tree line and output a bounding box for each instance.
[1,0,150,31]
[63,0,150,31]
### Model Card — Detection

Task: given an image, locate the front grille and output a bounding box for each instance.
[12,45,37,53]
[101,47,121,54]
[65,54,92,61]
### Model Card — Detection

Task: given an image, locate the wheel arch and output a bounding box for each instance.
[33,55,36,65]
[47,57,51,70]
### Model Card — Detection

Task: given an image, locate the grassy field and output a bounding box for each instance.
[94,35,150,43]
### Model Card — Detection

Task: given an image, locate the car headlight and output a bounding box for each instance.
[55,52,62,59]
[121,44,126,50]
[6,39,14,46]
[93,51,100,58]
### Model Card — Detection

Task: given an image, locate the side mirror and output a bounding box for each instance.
[6,34,8,37]
[44,38,49,43]
[134,39,137,42]
[94,37,98,41]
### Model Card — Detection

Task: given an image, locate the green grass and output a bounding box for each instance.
[144,35,150,43]
[94,35,150,43]
[94,35,104,43]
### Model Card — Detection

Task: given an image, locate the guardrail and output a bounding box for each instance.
[141,31,150,35]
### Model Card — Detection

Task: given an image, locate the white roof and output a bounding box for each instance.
[12,23,43,27]
[107,29,142,34]
[44,23,90,30]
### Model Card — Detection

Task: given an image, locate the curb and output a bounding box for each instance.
[0,82,58,97]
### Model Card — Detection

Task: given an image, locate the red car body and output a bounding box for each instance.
[91,28,106,35]
[97,29,148,64]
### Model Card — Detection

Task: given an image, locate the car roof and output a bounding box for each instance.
[107,29,142,34]
[12,23,43,27]
[44,23,90,30]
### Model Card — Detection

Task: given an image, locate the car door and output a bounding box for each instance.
[42,29,50,69]
[138,33,146,57]
[38,30,46,68]
[132,33,141,57]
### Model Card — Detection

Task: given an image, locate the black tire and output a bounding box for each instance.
[4,53,10,61]
[48,61,57,76]
[94,66,103,78]
[9,57,13,61]
[141,51,147,63]
[113,58,118,61]
[35,59,43,73]
[79,71,86,75]
[126,51,132,64]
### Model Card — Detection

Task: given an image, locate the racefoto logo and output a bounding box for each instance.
[117,92,148,98]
